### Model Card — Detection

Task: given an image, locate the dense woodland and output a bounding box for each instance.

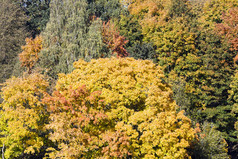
[0,0,238,158]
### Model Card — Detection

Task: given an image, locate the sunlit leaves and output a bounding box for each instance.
[0,73,49,159]
[55,57,194,158]
[19,35,42,73]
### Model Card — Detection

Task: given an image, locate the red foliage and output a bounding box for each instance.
[102,21,129,57]
[216,7,238,51]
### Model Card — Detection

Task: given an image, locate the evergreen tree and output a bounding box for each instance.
[39,0,104,80]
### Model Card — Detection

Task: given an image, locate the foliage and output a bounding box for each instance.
[116,14,143,48]
[88,0,125,22]
[128,42,156,61]
[19,35,42,74]
[0,73,49,159]
[228,71,238,157]
[0,0,28,83]
[216,7,238,51]
[39,0,104,79]
[102,21,129,57]
[43,85,112,158]
[54,57,195,158]
[191,122,229,159]
[201,0,238,25]
[19,0,50,36]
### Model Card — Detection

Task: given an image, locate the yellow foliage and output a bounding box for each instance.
[0,73,48,159]
[55,57,195,158]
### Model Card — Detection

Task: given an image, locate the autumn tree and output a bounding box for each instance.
[19,35,42,74]
[216,7,238,52]
[49,57,195,158]
[102,21,129,57]
[0,73,49,159]
[43,85,110,158]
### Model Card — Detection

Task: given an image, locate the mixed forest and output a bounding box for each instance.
[0,0,238,158]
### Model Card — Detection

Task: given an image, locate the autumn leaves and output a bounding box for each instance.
[1,58,195,158]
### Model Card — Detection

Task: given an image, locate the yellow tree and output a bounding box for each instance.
[0,73,49,159]
[51,57,195,158]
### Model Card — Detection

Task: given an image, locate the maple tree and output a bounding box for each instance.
[102,21,129,57]
[19,35,42,74]
[53,57,195,158]
[0,73,49,159]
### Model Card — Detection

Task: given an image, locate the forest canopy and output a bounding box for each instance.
[0,0,238,158]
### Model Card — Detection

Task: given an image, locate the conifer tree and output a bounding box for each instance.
[39,0,104,80]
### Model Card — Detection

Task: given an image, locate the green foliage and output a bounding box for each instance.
[128,42,156,61]
[192,122,229,159]
[88,0,126,21]
[0,0,28,83]
[19,0,50,36]
[116,14,143,47]
[39,0,104,79]
[0,73,49,159]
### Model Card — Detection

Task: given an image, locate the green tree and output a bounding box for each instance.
[88,0,126,22]
[39,0,104,80]
[19,0,50,36]
[191,122,229,159]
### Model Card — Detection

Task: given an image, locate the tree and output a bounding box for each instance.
[43,85,112,158]
[102,21,129,57]
[0,0,28,83]
[87,0,126,22]
[127,42,156,61]
[19,0,51,36]
[116,14,143,48]
[0,73,49,159]
[39,0,104,80]
[216,7,238,51]
[191,122,229,159]
[228,71,238,157]
[51,57,195,158]
[19,35,42,74]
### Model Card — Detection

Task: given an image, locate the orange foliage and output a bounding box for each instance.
[102,21,129,57]
[216,7,238,51]
[19,35,42,73]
